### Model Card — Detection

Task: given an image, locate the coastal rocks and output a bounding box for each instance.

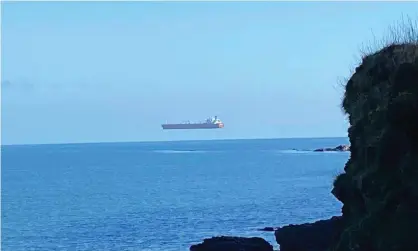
[275,216,344,251]
[189,21,418,251]
[313,144,350,152]
[258,227,276,232]
[329,27,418,250]
[190,236,273,251]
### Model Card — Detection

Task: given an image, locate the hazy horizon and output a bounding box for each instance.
[2,1,417,145]
[2,136,349,147]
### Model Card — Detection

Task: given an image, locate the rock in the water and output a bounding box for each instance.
[313,144,350,152]
[334,144,350,151]
[275,216,344,251]
[258,227,276,232]
[190,236,273,251]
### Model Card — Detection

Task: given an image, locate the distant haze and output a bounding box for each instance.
[2,1,417,145]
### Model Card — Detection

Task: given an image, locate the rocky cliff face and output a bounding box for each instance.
[190,22,418,251]
[331,41,418,251]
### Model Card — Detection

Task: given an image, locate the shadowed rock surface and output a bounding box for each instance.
[330,39,418,250]
[189,21,418,251]
[190,236,273,251]
[275,216,344,251]
[258,227,276,232]
[273,22,418,251]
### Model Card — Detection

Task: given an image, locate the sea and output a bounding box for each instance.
[2,137,349,251]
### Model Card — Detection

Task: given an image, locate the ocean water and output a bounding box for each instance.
[2,137,349,251]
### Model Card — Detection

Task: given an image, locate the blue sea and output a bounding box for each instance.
[2,137,349,251]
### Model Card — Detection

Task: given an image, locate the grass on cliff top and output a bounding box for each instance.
[359,15,418,59]
[338,15,418,114]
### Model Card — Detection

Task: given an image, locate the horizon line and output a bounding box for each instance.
[1,135,349,147]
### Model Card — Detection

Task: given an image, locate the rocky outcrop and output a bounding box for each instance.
[190,236,273,251]
[270,22,418,251]
[258,227,276,232]
[313,144,350,152]
[330,39,418,249]
[189,21,418,251]
[274,216,344,251]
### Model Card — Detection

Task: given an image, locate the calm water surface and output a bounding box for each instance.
[2,138,349,250]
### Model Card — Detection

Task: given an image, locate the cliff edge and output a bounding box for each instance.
[275,20,418,251]
[330,26,418,250]
[190,19,418,251]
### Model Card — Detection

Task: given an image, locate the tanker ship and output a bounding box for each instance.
[162,116,224,130]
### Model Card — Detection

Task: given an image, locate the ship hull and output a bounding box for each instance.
[162,123,224,130]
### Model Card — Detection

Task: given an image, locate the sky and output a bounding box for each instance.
[1,1,418,145]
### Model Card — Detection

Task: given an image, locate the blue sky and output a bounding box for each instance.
[2,1,417,145]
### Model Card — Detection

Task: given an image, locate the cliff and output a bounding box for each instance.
[330,32,418,250]
[275,19,418,251]
[191,19,418,251]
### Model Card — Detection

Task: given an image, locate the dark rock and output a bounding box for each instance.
[190,236,273,251]
[275,216,344,251]
[313,144,350,152]
[258,227,276,232]
[331,34,418,250]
